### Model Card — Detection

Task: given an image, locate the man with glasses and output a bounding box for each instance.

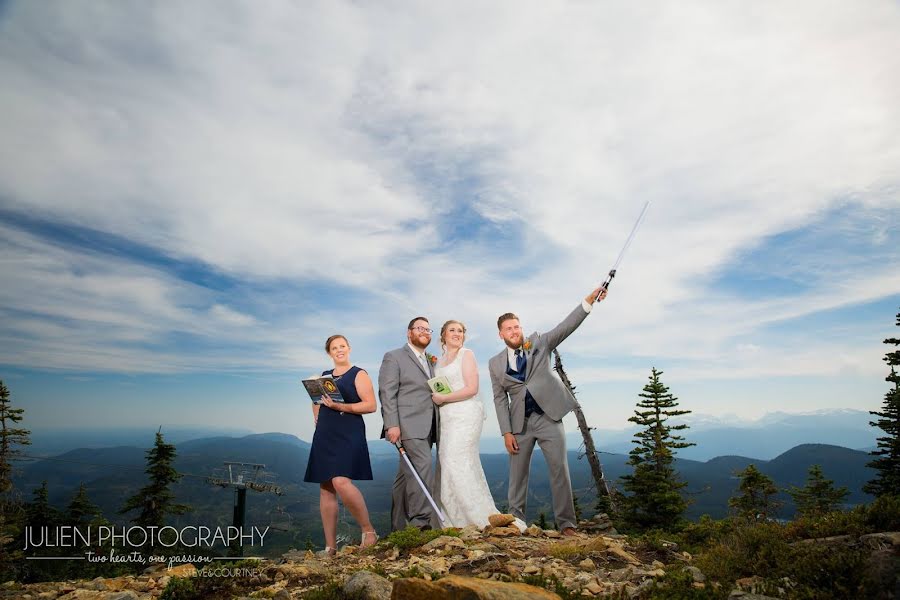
[379,317,441,531]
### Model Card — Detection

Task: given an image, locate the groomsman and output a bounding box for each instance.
[379,317,440,531]
[489,286,607,535]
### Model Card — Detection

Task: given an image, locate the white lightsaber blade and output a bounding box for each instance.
[394,442,446,525]
[596,200,652,301]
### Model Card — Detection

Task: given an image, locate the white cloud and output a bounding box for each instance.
[0,0,898,401]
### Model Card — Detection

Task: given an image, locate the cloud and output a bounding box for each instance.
[0,0,898,397]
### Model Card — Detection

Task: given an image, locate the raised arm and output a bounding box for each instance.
[432,350,479,405]
[541,286,607,351]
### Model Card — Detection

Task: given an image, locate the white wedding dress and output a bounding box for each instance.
[435,348,525,531]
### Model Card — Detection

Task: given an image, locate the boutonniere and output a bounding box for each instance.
[522,340,533,352]
[426,353,438,365]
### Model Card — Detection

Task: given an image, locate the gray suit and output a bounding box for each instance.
[379,345,440,530]
[489,304,590,531]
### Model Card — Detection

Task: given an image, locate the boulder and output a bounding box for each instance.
[392,575,561,599]
[488,514,517,528]
[344,571,393,600]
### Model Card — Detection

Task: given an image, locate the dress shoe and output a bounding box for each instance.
[562,527,578,536]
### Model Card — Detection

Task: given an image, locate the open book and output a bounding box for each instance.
[427,375,453,395]
[301,375,345,403]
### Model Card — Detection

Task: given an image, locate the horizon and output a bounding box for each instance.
[1,1,898,444]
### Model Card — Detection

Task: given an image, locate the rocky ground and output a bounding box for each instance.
[4,515,898,599]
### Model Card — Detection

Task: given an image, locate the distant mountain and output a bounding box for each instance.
[27,426,254,456]
[554,409,878,462]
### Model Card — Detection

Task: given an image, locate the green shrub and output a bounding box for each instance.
[646,569,729,599]
[695,522,789,584]
[864,494,900,531]
[383,526,459,551]
[159,577,196,600]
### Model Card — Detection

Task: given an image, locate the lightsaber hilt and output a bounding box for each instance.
[596,269,617,301]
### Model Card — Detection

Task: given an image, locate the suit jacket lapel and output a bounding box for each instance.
[405,345,430,378]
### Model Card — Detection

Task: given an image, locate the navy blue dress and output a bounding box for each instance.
[304,366,373,483]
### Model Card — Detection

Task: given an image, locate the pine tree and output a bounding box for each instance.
[26,481,61,528]
[0,381,31,497]
[864,309,900,497]
[788,465,849,518]
[0,380,30,580]
[619,368,695,531]
[66,483,102,526]
[120,429,191,529]
[729,464,781,522]
[573,495,583,523]
[537,512,548,530]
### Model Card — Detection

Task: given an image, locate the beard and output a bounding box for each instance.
[503,335,523,349]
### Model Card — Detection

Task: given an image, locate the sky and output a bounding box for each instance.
[1,1,898,448]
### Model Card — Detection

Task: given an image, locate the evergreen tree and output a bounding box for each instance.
[66,483,102,526]
[573,495,583,522]
[537,512,548,529]
[788,465,849,518]
[120,429,191,529]
[619,368,694,531]
[0,380,31,497]
[864,308,900,497]
[729,464,781,522]
[0,380,30,580]
[26,481,61,528]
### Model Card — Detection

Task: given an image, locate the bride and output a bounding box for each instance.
[432,320,525,531]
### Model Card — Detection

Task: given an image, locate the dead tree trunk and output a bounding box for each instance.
[553,349,616,510]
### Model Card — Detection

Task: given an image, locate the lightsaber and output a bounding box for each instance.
[394,441,447,526]
[596,200,652,301]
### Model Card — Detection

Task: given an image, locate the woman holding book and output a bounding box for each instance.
[432,320,526,531]
[304,334,378,554]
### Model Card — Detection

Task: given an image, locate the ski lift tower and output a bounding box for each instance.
[207,462,283,556]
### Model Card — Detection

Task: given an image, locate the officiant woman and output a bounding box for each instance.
[304,334,378,554]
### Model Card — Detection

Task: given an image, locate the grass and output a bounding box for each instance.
[382,526,461,551]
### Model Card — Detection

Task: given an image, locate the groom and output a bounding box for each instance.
[489,285,607,535]
[379,317,440,531]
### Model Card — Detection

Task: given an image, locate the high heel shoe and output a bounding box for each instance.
[360,530,379,548]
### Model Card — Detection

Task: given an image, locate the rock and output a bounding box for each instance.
[392,574,561,599]
[422,535,466,551]
[490,526,521,537]
[578,558,595,571]
[544,530,562,538]
[166,564,197,578]
[273,590,292,600]
[606,544,641,565]
[609,566,634,582]
[83,579,109,591]
[343,571,392,600]
[525,525,544,537]
[458,525,482,540]
[585,580,604,594]
[685,566,706,583]
[860,531,900,548]
[488,514,517,528]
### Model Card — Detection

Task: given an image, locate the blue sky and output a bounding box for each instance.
[1,1,898,446]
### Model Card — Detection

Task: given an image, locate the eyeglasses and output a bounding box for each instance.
[411,326,433,334]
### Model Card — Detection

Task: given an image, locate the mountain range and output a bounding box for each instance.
[16,416,878,553]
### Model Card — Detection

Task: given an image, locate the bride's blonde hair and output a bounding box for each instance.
[440,320,467,351]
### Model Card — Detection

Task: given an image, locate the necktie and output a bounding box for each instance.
[515,348,526,375]
[419,353,429,373]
